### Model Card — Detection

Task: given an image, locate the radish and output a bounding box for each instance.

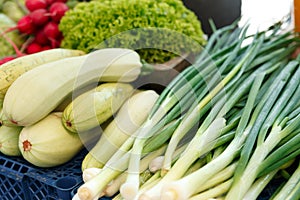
[30,9,50,26]
[0,0,68,56]
[0,56,16,66]
[34,30,50,45]
[1,15,35,36]
[41,46,51,51]
[45,0,56,4]
[17,15,35,34]
[48,34,62,48]
[46,0,67,4]
[49,2,69,23]
[25,0,48,12]
[43,21,60,39]
[26,43,42,54]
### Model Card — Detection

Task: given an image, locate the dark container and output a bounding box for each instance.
[183,0,242,35]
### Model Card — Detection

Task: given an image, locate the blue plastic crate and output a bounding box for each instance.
[0,149,282,200]
[0,149,87,200]
[0,153,34,200]
[24,150,87,200]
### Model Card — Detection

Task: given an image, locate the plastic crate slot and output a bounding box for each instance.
[16,164,30,173]
[1,165,30,181]
[3,159,12,168]
[27,180,53,200]
[0,155,33,174]
[55,177,79,200]
[25,173,82,200]
[0,174,28,200]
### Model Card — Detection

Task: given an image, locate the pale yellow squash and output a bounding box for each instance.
[3,48,142,126]
[62,82,134,133]
[19,112,83,167]
[0,125,22,156]
[81,90,159,170]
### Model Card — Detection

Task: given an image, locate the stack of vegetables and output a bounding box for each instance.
[1,0,206,65]
[0,1,299,200]
[0,0,207,168]
[0,47,157,168]
[0,0,26,62]
[0,0,84,65]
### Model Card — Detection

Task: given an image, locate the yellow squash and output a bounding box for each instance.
[0,48,85,106]
[81,90,159,170]
[3,48,142,126]
[0,107,15,127]
[0,125,22,156]
[19,112,83,167]
[62,82,134,133]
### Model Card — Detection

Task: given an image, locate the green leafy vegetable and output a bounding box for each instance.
[59,0,206,63]
[0,13,24,58]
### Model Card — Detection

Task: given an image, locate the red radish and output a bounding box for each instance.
[49,2,69,22]
[17,15,36,34]
[0,60,7,66]
[2,56,15,62]
[0,56,16,65]
[45,0,56,4]
[25,0,47,12]
[30,9,50,26]
[43,21,60,39]
[41,46,51,51]
[17,15,35,34]
[49,37,62,48]
[45,0,67,4]
[1,15,35,35]
[26,43,42,54]
[34,30,50,45]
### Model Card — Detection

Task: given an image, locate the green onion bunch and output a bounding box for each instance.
[73,21,300,200]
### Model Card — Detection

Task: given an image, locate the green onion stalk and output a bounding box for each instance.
[77,145,166,200]
[125,24,299,199]
[138,29,296,199]
[160,30,252,173]
[160,26,299,176]
[102,145,167,198]
[75,21,299,200]
[153,58,300,200]
[224,57,300,199]
[143,69,265,200]
[118,23,251,199]
[272,160,300,200]
[189,179,232,200]
[75,118,179,200]
[244,159,296,200]
[225,66,300,198]
[135,148,207,199]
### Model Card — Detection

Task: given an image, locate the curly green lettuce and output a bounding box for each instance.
[59,0,206,63]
